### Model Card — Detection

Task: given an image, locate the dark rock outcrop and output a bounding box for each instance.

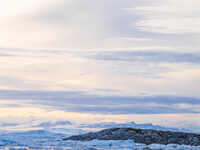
[64,128,200,146]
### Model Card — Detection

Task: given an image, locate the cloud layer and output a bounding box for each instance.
[0,0,199,130]
[0,90,200,114]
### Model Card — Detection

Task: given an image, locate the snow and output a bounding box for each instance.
[0,132,200,150]
[79,122,192,133]
[0,122,199,149]
[69,140,200,150]
[74,139,135,149]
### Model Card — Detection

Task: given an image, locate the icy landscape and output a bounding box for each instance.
[1,0,200,149]
[0,121,200,150]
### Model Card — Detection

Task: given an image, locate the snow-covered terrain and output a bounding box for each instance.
[0,121,199,149]
[1,137,200,150]
[79,121,192,132]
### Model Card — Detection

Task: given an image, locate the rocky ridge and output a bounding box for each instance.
[64,128,200,146]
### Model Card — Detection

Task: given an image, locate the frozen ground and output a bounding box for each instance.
[1,138,200,150]
[0,130,200,150]
[0,122,199,150]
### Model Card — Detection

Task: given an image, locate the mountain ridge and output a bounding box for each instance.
[79,121,192,133]
[64,127,200,146]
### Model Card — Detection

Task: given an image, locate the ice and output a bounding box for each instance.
[1,140,200,150]
[73,140,200,150]
[72,139,135,149]
[0,126,199,149]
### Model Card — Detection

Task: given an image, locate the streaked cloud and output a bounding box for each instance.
[0,90,199,114]
[86,51,200,64]
[0,0,199,130]
[0,102,199,131]
[135,0,200,34]
[0,49,199,97]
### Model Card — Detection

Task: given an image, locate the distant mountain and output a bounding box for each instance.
[34,121,72,128]
[48,127,86,135]
[0,129,66,147]
[79,121,192,133]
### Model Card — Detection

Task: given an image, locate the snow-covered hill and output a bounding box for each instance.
[79,121,192,133]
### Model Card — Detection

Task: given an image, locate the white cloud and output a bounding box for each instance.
[136,18,200,34]
[135,0,200,34]
[1,0,199,51]
[0,0,133,49]
[0,0,200,129]
[0,50,200,98]
[0,104,200,131]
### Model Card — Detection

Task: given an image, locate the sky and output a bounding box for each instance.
[0,0,200,131]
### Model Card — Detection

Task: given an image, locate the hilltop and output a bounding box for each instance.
[64,127,200,146]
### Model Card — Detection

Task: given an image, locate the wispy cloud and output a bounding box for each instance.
[135,0,200,34]
[86,51,200,64]
[0,90,199,114]
[0,0,199,130]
